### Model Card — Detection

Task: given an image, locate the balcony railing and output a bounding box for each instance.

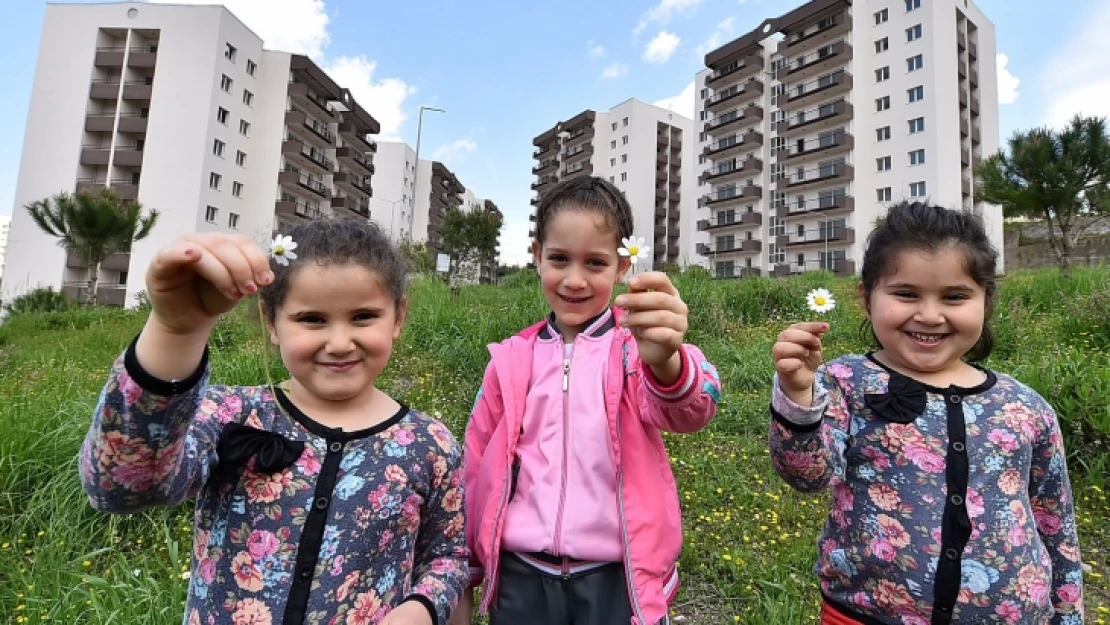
[285,136,334,171]
[786,70,851,104]
[775,192,854,218]
[778,162,852,188]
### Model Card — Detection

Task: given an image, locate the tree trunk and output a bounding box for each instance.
[1057,222,1074,275]
[85,261,100,306]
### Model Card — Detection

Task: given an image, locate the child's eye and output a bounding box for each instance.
[353,312,379,322]
[944,293,970,301]
[892,291,916,299]
[298,315,325,325]
[548,254,568,263]
[587,259,608,268]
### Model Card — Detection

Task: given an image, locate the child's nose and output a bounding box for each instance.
[563,267,588,288]
[325,327,357,353]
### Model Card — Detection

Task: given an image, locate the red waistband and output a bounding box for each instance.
[821,600,864,625]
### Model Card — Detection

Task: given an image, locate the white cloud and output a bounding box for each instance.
[696,17,735,57]
[153,0,415,138]
[432,138,478,162]
[497,219,534,267]
[643,31,681,64]
[634,0,702,37]
[653,80,696,119]
[601,63,629,79]
[996,53,1020,105]
[1042,2,1110,128]
[588,40,607,58]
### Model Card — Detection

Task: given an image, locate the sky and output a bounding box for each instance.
[2,0,1109,267]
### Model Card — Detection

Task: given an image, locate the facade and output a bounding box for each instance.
[0,215,10,290]
[529,99,694,271]
[369,141,418,241]
[3,2,380,306]
[692,0,1002,278]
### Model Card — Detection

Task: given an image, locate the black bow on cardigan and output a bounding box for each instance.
[864,372,928,424]
[216,423,305,478]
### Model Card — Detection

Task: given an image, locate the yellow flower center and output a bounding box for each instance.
[814,296,827,306]
[274,244,285,255]
[627,245,640,256]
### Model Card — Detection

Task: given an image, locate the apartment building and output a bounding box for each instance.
[412,160,465,257]
[458,189,503,283]
[3,2,380,306]
[0,215,10,289]
[529,99,694,270]
[369,141,418,241]
[693,0,1003,279]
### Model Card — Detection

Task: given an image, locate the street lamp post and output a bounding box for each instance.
[409,106,446,239]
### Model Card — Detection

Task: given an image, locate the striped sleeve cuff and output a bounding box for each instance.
[642,346,697,402]
[771,374,828,426]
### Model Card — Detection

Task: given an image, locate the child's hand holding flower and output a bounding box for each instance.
[615,271,688,385]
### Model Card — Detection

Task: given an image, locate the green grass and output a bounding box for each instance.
[1,267,1108,624]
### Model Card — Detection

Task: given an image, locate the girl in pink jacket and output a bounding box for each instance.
[451,176,721,625]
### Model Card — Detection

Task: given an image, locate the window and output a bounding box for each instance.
[907,54,923,72]
[909,117,925,133]
[246,59,257,76]
[609,176,615,183]
[232,181,243,197]
[209,173,222,190]
[877,126,892,141]
[909,149,926,165]
[877,187,892,202]
[877,156,892,171]
[220,74,233,92]
[910,181,927,197]
[217,107,229,125]
[622,135,629,145]
[620,172,628,182]
[875,37,889,53]
[905,0,921,11]
[874,8,888,24]
[610,140,617,149]
[621,154,628,163]
[243,90,254,106]
[908,86,924,102]
[875,66,890,82]
[623,117,629,127]
[876,96,891,112]
[228,212,240,229]
[224,43,237,62]
[611,122,618,131]
[239,119,251,136]
[610,158,617,167]
[906,24,923,41]
[205,205,218,222]
[213,139,225,157]
[235,150,247,167]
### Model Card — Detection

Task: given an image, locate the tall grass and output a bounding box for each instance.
[0,267,1107,624]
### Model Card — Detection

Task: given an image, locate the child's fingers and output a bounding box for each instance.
[626,271,679,296]
[615,291,686,315]
[147,240,204,283]
[777,327,824,350]
[186,246,241,300]
[633,326,681,346]
[772,340,816,364]
[232,236,274,286]
[790,321,830,336]
[620,309,688,333]
[775,357,808,375]
[202,237,262,294]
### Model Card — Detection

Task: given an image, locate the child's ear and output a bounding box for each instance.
[531,240,542,268]
[392,296,408,340]
[616,257,632,283]
[857,282,870,316]
[262,307,280,346]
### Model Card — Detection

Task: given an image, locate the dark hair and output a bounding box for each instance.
[534,176,634,246]
[260,218,407,322]
[860,201,999,362]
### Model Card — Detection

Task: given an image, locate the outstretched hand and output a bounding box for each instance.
[615,271,688,385]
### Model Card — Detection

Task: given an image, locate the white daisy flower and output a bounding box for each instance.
[618,236,651,265]
[270,234,298,266]
[807,288,836,314]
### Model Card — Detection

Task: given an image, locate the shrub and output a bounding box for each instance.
[3,287,74,315]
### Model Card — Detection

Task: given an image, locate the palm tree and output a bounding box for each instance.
[976,114,1110,273]
[25,188,159,306]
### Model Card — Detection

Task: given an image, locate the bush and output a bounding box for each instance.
[3,287,74,315]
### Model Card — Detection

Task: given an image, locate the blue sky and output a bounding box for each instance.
[3,0,1110,266]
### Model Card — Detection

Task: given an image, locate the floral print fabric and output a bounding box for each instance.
[770,354,1084,625]
[78,349,469,625]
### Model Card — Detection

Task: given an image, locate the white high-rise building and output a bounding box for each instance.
[692,0,1002,278]
[529,99,694,271]
[0,215,11,290]
[369,141,418,242]
[4,2,380,306]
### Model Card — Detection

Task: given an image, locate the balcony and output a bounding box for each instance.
[563,162,594,178]
[80,144,143,168]
[94,45,157,69]
[698,211,763,231]
[696,239,762,256]
[76,179,138,201]
[783,71,852,109]
[775,193,854,219]
[776,162,854,191]
[283,138,334,174]
[782,41,853,84]
[532,176,556,191]
[961,118,969,136]
[962,176,972,197]
[958,32,967,50]
[534,144,554,159]
[332,195,370,219]
[705,78,764,112]
[286,109,336,148]
[337,121,377,152]
[971,97,980,115]
[278,168,330,199]
[67,249,130,272]
[699,156,763,184]
[564,142,594,164]
[960,90,968,108]
[777,131,853,163]
[333,171,373,197]
[335,146,373,175]
[969,69,979,87]
[778,12,853,54]
[704,129,764,160]
[776,226,855,247]
[122,79,154,101]
[959,60,967,78]
[703,184,762,207]
[972,126,981,145]
[969,42,978,59]
[704,104,764,135]
[713,265,762,279]
[63,282,128,307]
[563,126,596,148]
[706,51,763,88]
[275,196,323,221]
[288,82,337,121]
[89,80,121,100]
[962,148,970,166]
[532,159,557,174]
[776,101,853,137]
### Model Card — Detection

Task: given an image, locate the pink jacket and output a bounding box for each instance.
[464,308,721,625]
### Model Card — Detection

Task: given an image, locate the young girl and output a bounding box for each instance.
[78,220,468,625]
[770,202,1084,625]
[451,176,721,625]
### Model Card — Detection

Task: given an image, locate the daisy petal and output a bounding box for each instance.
[618,248,631,257]
[285,251,297,261]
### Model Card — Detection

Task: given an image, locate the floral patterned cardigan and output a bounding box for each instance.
[769,353,1084,625]
[78,341,469,625]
